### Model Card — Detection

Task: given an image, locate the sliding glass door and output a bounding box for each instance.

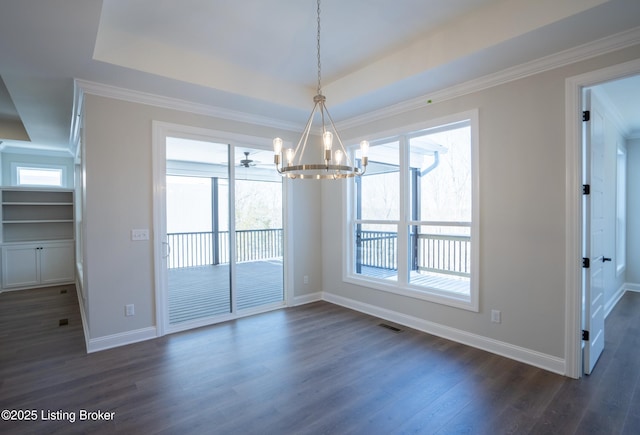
[235,146,283,311]
[158,132,283,332]
[165,138,231,325]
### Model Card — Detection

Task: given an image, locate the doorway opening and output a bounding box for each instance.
[566,58,640,378]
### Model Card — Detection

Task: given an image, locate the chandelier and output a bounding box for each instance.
[273,0,369,179]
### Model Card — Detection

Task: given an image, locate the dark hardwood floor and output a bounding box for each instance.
[1,285,639,434]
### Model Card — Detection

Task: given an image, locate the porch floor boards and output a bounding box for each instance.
[360,266,470,295]
[168,260,283,324]
[169,263,467,325]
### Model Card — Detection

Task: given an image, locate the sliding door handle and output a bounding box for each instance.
[162,241,171,259]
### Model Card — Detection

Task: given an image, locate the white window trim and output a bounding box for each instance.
[343,109,479,312]
[11,162,67,187]
[616,143,626,276]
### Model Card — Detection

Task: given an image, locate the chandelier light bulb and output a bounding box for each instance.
[323,131,333,150]
[286,148,295,165]
[360,140,370,157]
[273,137,283,154]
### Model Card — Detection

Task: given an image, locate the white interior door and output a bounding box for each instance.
[583,90,606,375]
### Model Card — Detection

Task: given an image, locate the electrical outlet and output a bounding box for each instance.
[125,304,135,316]
[131,229,149,241]
[304,275,309,284]
[491,309,501,324]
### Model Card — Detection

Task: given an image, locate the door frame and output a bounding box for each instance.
[151,121,291,337]
[565,58,640,378]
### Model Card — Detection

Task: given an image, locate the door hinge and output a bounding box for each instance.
[582,330,590,341]
[582,258,590,268]
[582,110,590,122]
[582,184,590,195]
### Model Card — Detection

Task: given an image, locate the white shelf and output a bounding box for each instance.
[1,188,74,243]
[3,220,74,224]
[2,202,74,206]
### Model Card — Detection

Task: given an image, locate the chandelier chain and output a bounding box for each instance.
[316,0,322,95]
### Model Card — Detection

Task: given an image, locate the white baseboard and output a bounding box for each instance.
[87,327,157,353]
[74,279,90,353]
[626,282,640,292]
[292,291,322,306]
[322,291,566,375]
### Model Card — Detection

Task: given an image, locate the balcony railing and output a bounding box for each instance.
[415,233,470,277]
[167,226,469,279]
[167,229,283,269]
[356,227,471,278]
[356,231,398,271]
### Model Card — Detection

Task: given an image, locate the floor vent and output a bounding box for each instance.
[379,323,403,333]
[59,319,69,326]
[60,289,67,294]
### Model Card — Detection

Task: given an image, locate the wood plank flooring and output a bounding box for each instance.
[1,285,639,434]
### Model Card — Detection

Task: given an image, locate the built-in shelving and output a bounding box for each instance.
[1,188,74,243]
[0,187,75,289]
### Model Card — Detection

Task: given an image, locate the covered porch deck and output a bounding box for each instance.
[168,261,467,324]
[168,260,283,324]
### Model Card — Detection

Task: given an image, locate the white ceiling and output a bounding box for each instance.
[1,0,640,156]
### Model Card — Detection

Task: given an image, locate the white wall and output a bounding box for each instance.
[82,95,321,340]
[627,138,640,286]
[321,44,640,370]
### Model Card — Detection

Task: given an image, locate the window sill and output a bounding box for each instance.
[344,274,478,312]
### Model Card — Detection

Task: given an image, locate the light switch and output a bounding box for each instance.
[131,229,149,241]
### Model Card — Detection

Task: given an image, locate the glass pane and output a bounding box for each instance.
[17,167,63,187]
[408,224,470,295]
[166,137,231,324]
[408,122,472,295]
[409,124,471,222]
[354,223,398,281]
[356,140,400,221]
[235,147,284,310]
[166,176,212,234]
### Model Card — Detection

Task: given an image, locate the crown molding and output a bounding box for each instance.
[338,26,640,131]
[74,79,302,133]
[74,26,640,137]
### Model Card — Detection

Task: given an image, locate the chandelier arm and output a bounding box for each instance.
[319,101,327,136]
[322,104,355,167]
[295,101,320,166]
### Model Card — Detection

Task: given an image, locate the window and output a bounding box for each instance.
[16,166,64,187]
[347,112,478,310]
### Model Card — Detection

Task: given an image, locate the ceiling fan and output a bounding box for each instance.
[239,151,257,168]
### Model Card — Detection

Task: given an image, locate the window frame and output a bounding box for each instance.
[344,110,479,311]
[12,163,67,188]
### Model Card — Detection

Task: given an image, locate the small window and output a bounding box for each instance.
[17,167,64,187]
